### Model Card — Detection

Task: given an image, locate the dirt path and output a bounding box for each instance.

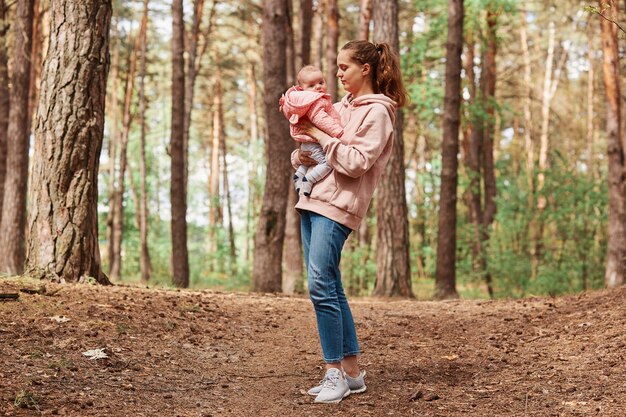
[1,278,625,416]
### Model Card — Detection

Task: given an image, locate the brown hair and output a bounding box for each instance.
[340,40,408,108]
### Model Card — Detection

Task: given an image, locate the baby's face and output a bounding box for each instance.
[300,70,327,93]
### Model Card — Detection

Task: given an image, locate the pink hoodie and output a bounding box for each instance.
[291,93,396,230]
[279,86,343,142]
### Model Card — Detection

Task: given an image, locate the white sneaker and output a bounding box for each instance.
[314,368,350,403]
[308,370,367,396]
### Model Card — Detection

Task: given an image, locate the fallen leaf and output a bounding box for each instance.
[82,348,108,360]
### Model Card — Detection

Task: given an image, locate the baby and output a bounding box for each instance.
[279,65,343,196]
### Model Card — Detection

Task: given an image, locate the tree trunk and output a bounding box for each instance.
[480,9,498,297]
[296,0,313,69]
[27,0,42,134]
[0,0,8,226]
[358,0,372,40]
[171,0,190,287]
[110,22,142,281]
[586,26,595,174]
[252,0,292,293]
[311,0,325,69]
[220,124,236,270]
[106,18,120,275]
[208,75,223,263]
[286,0,296,83]
[138,0,152,283]
[599,0,625,288]
[0,0,34,275]
[326,0,339,102]
[519,9,534,197]
[244,61,259,263]
[434,0,463,300]
[25,0,111,284]
[372,0,412,298]
[184,0,205,197]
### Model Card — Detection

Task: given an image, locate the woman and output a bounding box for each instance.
[292,40,408,404]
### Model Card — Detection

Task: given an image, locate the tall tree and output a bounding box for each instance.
[372,0,413,298]
[171,0,190,287]
[207,73,224,262]
[137,0,152,283]
[110,19,142,281]
[0,0,8,226]
[296,0,313,69]
[434,0,463,300]
[599,0,625,287]
[326,0,339,102]
[0,0,34,275]
[252,0,292,292]
[26,0,112,284]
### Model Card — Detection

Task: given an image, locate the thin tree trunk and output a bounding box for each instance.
[106,19,120,274]
[480,9,498,297]
[252,0,292,292]
[283,0,303,294]
[110,24,141,281]
[138,0,152,283]
[326,0,338,102]
[26,0,112,284]
[286,0,296,83]
[27,0,42,134]
[600,0,625,288]
[171,0,190,287]
[358,0,372,40]
[208,74,223,262]
[373,0,413,298]
[434,0,463,300]
[587,26,595,173]
[311,0,325,69]
[183,0,205,197]
[244,61,259,263]
[0,0,8,226]
[296,0,313,68]
[220,126,236,270]
[0,0,34,275]
[520,9,534,197]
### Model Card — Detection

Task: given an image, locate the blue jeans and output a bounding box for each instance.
[300,210,360,363]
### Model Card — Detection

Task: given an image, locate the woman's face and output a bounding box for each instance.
[336,49,369,96]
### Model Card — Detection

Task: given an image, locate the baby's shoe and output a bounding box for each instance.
[301,177,312,197]
[293,174,302,194]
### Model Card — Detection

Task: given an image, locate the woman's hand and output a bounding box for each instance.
[300,120,332,143]
[297,150,317,166]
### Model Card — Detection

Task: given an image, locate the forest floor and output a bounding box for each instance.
[1,277,625,417]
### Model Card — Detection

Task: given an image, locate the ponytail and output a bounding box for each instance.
[341,40,409,108]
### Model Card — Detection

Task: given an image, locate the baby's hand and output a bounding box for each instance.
[298,150,317,166]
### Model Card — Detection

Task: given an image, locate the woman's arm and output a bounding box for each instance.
[304,106,393,178]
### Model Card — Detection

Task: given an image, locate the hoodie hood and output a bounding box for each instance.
[338,93,397,123]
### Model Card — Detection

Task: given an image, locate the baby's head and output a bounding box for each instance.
[297,65,326,93]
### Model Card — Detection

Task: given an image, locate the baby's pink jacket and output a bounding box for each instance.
[291,93,397,231]
[279,86,343,142]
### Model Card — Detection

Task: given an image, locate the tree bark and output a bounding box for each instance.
[220,122,236,270]
[171,0,190,287]
[0,0,8,226]
[358,0,372,40]
[138,0,152,283]
[372,0,413,298]
[245,60,259,263]
[325,0,339,102]
[434,0,463,300]
[25,0,112,284]
[252,0,292,293]
[599,0,625,288]
[0,0,34,275]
